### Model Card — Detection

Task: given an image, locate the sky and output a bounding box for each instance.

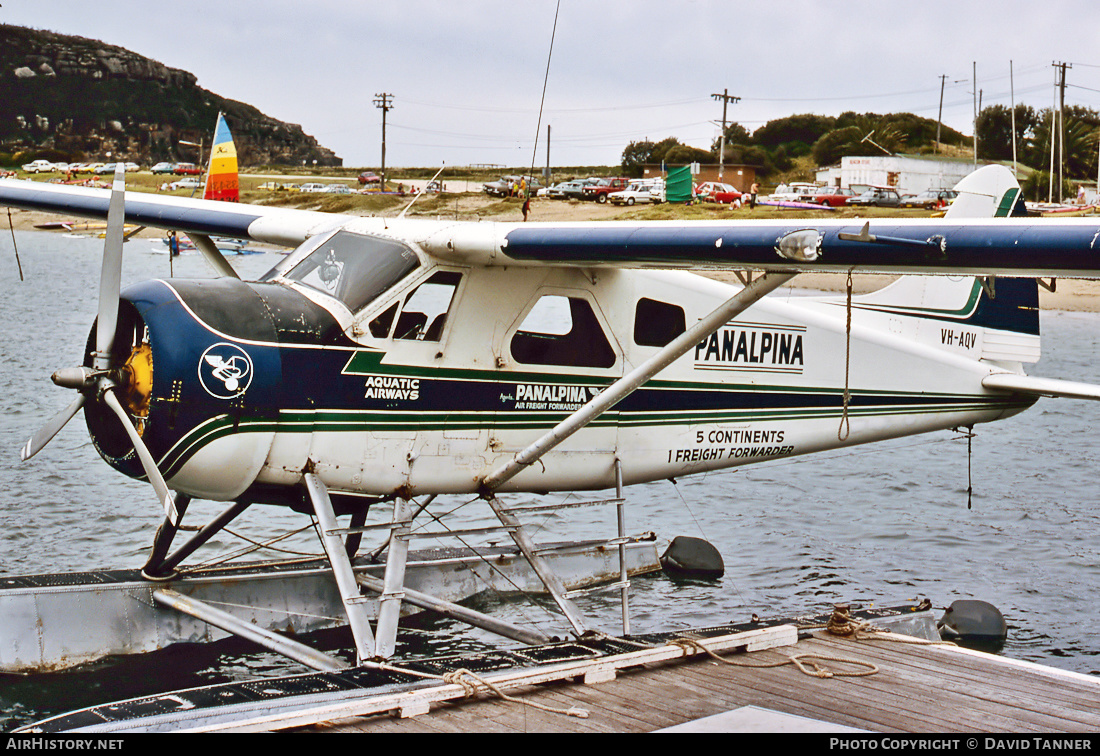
[4,1,1100,169]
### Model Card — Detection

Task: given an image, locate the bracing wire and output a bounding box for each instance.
[524,0,562,219]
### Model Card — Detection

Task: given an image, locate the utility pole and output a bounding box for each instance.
[972,62,978,169]
[711,89,740,180]
[1055,61,1071,203]
[373,93,393,190]
[1010,61,1018,178]
[936,74,946,154]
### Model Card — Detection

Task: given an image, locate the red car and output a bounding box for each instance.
[358,171,381,185]
[695,181,743,204]
[172,162,202,175]
[807,186,855,207]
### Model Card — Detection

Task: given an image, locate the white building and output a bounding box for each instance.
[816,154,993,194]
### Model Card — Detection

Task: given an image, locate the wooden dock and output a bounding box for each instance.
[303,631,1100,733]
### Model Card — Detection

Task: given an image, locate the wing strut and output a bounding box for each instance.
[479,271,798,492]
[187,233,240,279]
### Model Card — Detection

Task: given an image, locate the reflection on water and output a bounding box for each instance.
[1,233,1099,730]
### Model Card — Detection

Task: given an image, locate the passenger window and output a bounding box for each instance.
[510,295,615,368]
[393,271,462,341]
[634,298,686,347]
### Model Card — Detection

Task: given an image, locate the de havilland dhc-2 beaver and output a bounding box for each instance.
[4,161,1100,672]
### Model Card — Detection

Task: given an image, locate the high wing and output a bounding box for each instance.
[0,178,339,247]
[5,169,1100,279]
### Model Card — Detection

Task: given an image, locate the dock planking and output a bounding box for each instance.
[305,633,1100,733]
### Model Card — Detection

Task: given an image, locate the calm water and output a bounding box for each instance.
[1,232,1099,729]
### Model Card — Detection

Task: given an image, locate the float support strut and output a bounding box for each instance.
[305,473,377,664]
[373,497,413,659]
[487,495,592,637]
[153,588,347,672]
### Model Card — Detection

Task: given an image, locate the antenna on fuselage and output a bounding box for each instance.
[397,163,445,220]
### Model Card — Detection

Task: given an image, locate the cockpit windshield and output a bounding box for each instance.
[280,231,420,312]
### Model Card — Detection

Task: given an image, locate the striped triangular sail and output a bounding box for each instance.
[203,112,239,202]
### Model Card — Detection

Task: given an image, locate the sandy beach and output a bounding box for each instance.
[4,197,1100,313]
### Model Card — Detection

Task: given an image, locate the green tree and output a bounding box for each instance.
[648,136,683,165]
[1028,108,1100,181]
[976,104,1037,161]
[710,122,753,154]
[812,126,865,165]
[621,139,656,177]
[620,136,688,176]
[752,114,836,150]
[664,143,714,165]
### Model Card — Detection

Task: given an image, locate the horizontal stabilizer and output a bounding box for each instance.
[982,373,1100,401]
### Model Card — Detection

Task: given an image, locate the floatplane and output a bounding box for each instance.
[4,160,1100,727]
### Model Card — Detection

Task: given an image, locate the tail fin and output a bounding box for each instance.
[817,165,1039,364]
[943,164,1029,219]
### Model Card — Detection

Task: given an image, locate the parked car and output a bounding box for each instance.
[21,159,57,173]
[168,177,201,191]
[769,182,819,202]
[609,182,658,206]
[483,175,541,198]
[649,181,666,204]
[899,189,958,209]
[299,183,327,193]
[807,186,856,207]
[323,184,352,194]
[546,180,581,199]
[358,171,381,185]
[563,179,600,200]
[96,162,138,173]
[695,182,742,204]
[151,162,177,174]
[483,175,519,197]
[848,187,902,208]
[582,177,630,203]
[173,162,202,175]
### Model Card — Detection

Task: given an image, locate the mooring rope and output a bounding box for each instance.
[377,661,589,719]
[811,604,956,647]
[7,207,24,281]
[838,270,853,441]
[667,637,879,679]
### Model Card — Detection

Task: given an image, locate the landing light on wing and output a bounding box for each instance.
[775,229,823,262]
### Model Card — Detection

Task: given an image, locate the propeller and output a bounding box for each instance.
[21,164,180,525]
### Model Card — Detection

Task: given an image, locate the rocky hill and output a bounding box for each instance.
[0,24,341,167]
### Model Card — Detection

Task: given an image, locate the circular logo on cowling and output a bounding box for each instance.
[198,342,254,399]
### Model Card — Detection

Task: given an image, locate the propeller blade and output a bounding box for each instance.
[94,164,127,370]
[20,394,86,461]
[102,388,179,525]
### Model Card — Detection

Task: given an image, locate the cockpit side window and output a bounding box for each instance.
[393,271,462,341]
[369,302,399,338]
[281,231,420,312]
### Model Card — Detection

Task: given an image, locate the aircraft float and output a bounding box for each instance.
[3,161,1100,670]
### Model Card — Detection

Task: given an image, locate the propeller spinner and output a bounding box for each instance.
[21,165,179,525]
